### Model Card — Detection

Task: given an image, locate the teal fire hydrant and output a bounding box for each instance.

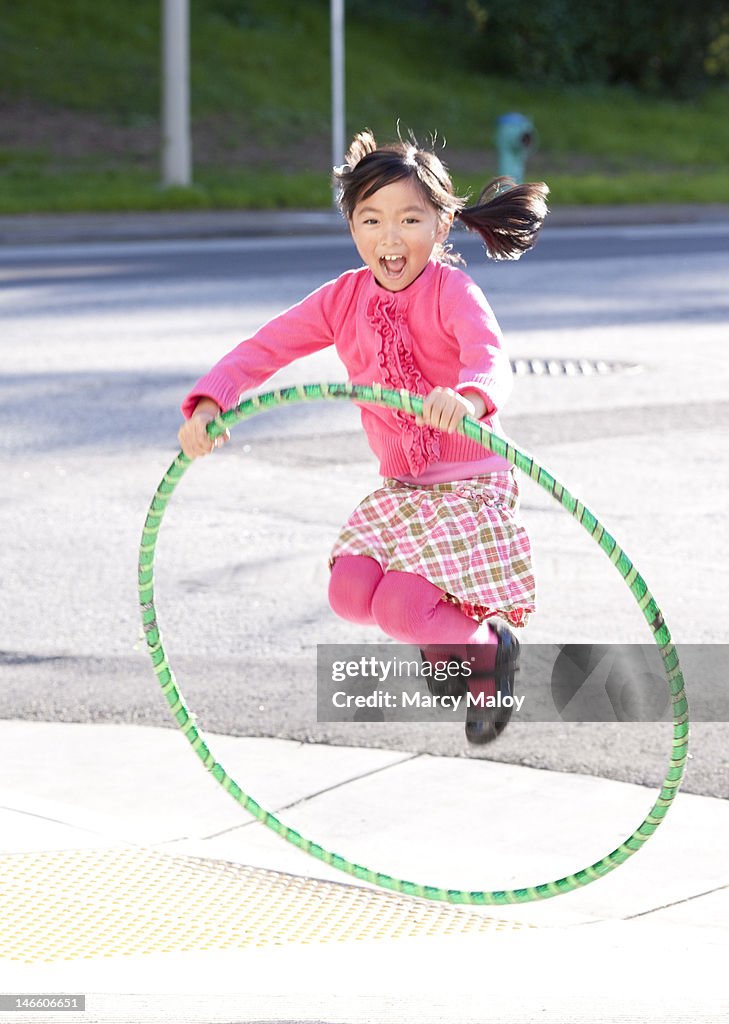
[494,112,535,182]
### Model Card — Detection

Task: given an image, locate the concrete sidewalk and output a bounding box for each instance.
[1,719,727,1023]
[1,202,729,245]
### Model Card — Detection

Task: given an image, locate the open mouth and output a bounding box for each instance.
[380,254,407,279]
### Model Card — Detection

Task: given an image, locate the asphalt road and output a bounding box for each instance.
[3,219,729,290]
[1,222,728,797]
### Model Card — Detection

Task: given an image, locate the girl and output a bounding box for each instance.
[179,130,549,744]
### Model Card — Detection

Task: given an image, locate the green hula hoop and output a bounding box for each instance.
[138,382,689,905]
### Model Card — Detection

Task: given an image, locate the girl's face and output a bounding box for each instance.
[349,178,451,292]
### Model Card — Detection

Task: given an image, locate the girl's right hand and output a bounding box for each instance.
[178,399,229,459]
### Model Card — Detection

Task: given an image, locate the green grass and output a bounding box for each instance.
[0,164,330,214]
[458,170,729,206]
[1,0,728,212]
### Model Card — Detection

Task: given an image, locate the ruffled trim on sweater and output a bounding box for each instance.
[366,292,441,476]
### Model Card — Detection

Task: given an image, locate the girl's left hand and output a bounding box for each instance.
[415,387,486,433]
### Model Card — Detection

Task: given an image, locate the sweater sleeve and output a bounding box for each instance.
[439,268,513,416]
[181,276,342,418]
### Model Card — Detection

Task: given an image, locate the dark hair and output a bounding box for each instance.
[333,129,549,261]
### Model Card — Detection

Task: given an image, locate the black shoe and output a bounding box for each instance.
[464,623,520,745]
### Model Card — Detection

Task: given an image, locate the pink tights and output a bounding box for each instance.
[328,555,497,673]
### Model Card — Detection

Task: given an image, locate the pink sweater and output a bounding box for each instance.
[182,260,513,478]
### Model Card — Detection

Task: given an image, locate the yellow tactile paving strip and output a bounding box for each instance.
[0,847,532,962]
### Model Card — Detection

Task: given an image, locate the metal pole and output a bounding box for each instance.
[330,0,345,202]
[161,0,191,187]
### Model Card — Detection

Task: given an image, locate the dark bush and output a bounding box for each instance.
[348,0,729,95]
[466,0,729,95]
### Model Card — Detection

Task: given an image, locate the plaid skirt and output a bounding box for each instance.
[329,470,535,627]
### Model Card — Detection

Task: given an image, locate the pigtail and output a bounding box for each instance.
[332,130,379,216]
[343,129,378,168]
[457,176,549,260]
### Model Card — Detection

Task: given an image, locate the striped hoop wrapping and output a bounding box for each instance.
[138,382,689,905]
